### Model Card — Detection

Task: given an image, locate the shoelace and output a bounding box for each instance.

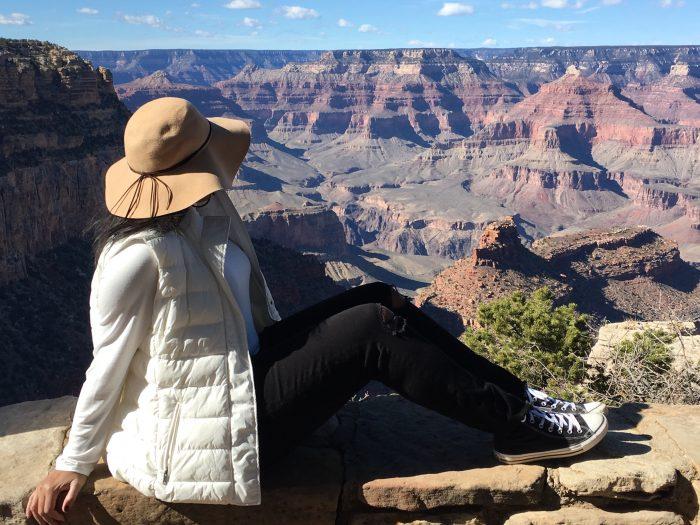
[522,406,583,435]
[548,397,577,411]
[527,387,578,412]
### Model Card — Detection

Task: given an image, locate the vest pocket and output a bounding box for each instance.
[162,402,181,484]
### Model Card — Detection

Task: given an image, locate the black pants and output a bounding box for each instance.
[251,281,528,470]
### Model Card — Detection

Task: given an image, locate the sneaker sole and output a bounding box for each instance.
[494,416,609,465]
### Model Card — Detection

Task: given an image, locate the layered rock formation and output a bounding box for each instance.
[463,66,700,245]
[470,45,700,90]
[245,201,350,256]
[115,70,248,118]
[623,64,700,127]
[81,45,700,90]
[79,49,323,85]
[216,49,522,144]
[3,394,699,524]
[415,217,700,332]
[0,39,130,284]
[481,66,662,145]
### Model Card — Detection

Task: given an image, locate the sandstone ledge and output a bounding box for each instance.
[1,387,699,524]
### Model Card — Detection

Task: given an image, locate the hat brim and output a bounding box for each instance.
[105,117,251,219]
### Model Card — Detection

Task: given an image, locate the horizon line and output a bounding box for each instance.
[73,43,700,53]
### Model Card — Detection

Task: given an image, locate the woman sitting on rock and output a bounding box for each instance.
[26,97,608,524]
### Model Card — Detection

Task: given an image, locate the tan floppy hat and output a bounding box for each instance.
[105,97,251,218]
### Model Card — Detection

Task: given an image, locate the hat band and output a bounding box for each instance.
[126,120,213,176]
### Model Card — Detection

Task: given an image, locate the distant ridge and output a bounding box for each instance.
[78,45,700,85]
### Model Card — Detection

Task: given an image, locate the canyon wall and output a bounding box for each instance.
[469,45,700,89]
[0,39,130,284]
[216,49,522,143]
[80,45,700,88]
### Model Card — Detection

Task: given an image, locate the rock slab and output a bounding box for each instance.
[1,394,699,524]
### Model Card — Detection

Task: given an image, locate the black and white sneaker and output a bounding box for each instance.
[526,387,607,415]
[494,405,608,464]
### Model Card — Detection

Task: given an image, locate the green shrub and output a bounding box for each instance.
[613,329,675,373]
[461,287,593,399]
[588,328,698,405]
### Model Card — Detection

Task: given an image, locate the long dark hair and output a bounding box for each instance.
[82,193,212,267]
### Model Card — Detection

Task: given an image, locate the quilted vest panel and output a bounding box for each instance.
[104,226,264,505]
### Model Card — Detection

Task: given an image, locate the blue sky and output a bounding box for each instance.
[0,0,696,51]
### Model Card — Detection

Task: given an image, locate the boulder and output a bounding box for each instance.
[350,512,485,524]
[587,320,700,373]
[504,508,685,525]
[0,396,79,520]
[360,465,546,510]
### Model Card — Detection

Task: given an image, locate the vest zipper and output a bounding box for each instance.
[162,402,181,484]
[220,300,236,491]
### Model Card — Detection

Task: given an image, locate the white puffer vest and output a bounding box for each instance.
[102,190,281,506]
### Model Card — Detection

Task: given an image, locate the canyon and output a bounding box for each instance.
[81,45,700,266]
[2,37,700,525]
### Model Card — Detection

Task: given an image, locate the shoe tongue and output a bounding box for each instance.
[528,387,547,399]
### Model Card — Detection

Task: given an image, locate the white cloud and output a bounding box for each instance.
[482,37,497,46]
[501,2,538,9]
[516,17,581,30]
[191,2,201,7]
[194,29,214,37]
[408,39,437,47]
[542,36,556,43]
[0,12,31,25]
[437,2,475,16]
[281,6,320,19]
[601,0,621,4]
[358,23,378,33]
[118,14,162,27]
[541,0,568,8]
[242,16,261,27]
[337,18,353,27]
[77,7,98,15]
[224,0,262,9]
[660,0,684,6]
[539,0,588,7]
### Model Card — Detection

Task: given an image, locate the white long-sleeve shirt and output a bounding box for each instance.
[54,211,260,476]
